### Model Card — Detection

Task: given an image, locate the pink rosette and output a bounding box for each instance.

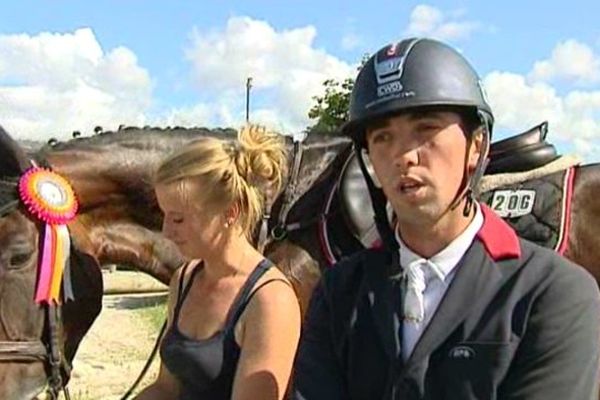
[18,167,78,225]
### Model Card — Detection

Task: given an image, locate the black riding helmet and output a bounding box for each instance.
[343,37,494,146]
[342,37,495,253]
[342,38,494,147]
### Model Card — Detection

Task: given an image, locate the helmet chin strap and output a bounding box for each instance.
[449,112,491,217]
[354,143,399,254]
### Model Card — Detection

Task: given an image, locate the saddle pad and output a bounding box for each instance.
[479,153,581,193]
[479,167,575,252]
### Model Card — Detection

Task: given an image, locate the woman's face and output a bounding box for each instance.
[155,181,226,259]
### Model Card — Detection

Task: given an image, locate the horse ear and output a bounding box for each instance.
[0,126,31,176]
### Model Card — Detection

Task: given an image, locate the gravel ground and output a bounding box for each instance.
[62,290,167,400]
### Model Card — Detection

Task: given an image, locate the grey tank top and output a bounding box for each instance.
[160,258,276,400]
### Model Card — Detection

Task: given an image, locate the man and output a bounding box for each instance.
[292,37,600,399]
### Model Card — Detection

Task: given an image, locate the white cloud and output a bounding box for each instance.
[0,28,152,140]
[483,71,600,156]
[157,103,218,128]
[405,4,480,41]
[154,90,240,129]
[184,16,355,134]
[482,39,600,157]
[341,33,362,51]
[529,40,600,85]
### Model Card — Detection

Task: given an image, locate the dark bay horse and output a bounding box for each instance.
[0,125,343,399]
[0,122,599,398]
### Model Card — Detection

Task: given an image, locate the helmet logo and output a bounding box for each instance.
[377,80,403,97]
[386,43,398,56]
[374,55,406,98]
[366,40,420,108]
[374,55,405,85]
[373,41,414,100]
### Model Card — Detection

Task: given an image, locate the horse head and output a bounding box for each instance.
[0,126,103,400]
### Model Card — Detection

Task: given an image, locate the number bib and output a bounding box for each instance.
[489,189,536,218]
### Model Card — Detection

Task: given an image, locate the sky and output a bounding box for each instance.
[1,1,600,159]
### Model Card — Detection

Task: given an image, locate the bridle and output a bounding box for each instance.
[254,137,305,252]
[0,303,72,400]
[0,174,72,400]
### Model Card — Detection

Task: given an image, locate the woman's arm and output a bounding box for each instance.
[231,278,301,400]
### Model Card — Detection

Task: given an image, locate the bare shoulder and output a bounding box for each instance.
[260,262,293,283]
[234,261,301,347]
[246,263,300,317]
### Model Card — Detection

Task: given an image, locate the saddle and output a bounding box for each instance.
[487,121,559,174]
[338,121,563,248]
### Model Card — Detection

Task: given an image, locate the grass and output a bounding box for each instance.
[138,300,167,333]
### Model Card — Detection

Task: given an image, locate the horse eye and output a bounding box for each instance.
[8,251,32,269]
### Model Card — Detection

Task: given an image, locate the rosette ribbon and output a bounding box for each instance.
[18,167,78,304]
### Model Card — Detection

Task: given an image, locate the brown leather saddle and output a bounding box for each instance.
[338,121,560,246]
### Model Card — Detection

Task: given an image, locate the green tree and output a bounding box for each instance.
[306,54,368,135]
[307,78,354,134]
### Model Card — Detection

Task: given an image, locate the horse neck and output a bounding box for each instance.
[40,132,211,209]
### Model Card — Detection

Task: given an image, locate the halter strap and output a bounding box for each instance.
[270,138,304,241]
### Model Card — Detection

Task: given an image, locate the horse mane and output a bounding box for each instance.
[39,126,238,151]
[39,125,346,151]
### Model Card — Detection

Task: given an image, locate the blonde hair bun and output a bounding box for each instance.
[234,124,287,194]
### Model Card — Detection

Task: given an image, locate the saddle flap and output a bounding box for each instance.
[338,152,392,247]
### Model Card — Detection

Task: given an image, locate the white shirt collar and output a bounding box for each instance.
[395,203,484,282]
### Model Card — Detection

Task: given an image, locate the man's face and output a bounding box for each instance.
[365,110,481,228]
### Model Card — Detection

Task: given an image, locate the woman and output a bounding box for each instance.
[135,125,301,400]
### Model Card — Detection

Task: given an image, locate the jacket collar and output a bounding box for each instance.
[363,202,522,366]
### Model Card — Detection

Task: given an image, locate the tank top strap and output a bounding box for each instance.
[224,258,273,332]
[173,260,203,325]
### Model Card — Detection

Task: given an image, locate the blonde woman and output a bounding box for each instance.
[135,125,300,400]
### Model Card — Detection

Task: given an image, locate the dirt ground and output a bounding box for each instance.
[62,287,167,400]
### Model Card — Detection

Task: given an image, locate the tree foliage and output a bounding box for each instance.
[307,77,354,135]
[306,55,368,135]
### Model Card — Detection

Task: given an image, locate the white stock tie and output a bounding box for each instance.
[403,260,428,323]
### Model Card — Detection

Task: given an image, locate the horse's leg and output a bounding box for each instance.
[265,240,322,319]
[565,166,600,284]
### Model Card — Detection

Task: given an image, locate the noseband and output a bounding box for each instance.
[0,175,72,400]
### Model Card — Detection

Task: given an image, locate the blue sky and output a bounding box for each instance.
[1,1,599,159]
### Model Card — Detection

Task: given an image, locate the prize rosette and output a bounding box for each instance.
[18,167,78,304]
[18,167,78,225]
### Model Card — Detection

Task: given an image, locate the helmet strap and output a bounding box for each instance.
[450,111,491,217]
[463,189,474,216]
[468,112,491,199]
[448,136,474,214]
[354,143,399,253]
